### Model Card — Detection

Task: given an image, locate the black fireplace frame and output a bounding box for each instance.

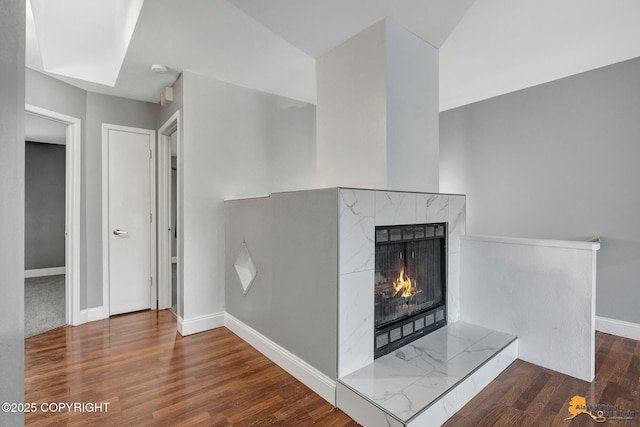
[373,222,447,358]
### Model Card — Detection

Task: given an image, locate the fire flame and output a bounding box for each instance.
[392,267,415,298]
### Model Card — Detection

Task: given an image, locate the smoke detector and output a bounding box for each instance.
[151,64,168,74]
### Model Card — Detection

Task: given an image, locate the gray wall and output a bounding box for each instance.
[316,19,439,192]
[26,71,87,307]
[26,70,161,310]
[84,93,160,308]
[316,20,388,189]
[225,189,338,378]
[0,0,25,423]
[266,96,316,193]
[25,68,87,122]
[180,71,316,324]
[25,142,66,269]
[385,19,439,193]
[440,56,640,325]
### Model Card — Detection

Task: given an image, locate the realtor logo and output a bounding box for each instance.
[565,395,636,422]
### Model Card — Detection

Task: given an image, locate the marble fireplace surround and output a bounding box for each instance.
[224,187,598,420]
[338,188,466,378]
[335,188,598,425]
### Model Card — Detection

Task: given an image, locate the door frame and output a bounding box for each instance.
[157,111,181,311]
[101,123,157,313]
[25,104,82,326]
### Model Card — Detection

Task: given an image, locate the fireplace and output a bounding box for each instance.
[374,223,447,358]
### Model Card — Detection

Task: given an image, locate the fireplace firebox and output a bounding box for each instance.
[374,223,447,358]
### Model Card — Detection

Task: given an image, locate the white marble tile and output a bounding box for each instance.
[440,321,495,341]
[375,191,417,226]
[417,193,449,224]
[338,322,516,422]
[406,340,518,427]
[385,372,458,421]
[342,355,434,402]
[447,252,461,323]
[446,195,465,324]
[440,346,501,379]
[336,382,404,427]
[338,269,375,377]
[399,333,482,367]
[337,190,468,381]
[453,340,518,414]
[409,391,455,427]
[339,189,375,275]
[453,371,484,410]
[447,195,466,254]
[460,237,596,381]
[498,339,519,371]
[440,390,459,423]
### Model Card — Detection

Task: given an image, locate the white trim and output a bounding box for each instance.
[25,104,82,327]
[101,126,110,315]
[223,194,270,202]
[24,267,65,278]
[157,111,181,312]
[86,306,109,322]
[596,316,640,341]
[77,306,109,324]
[171,257,178,264]
[150,129,157,309]
[225,313,337,405]
[461,234,601,251]
[177,312,225,336]
[102,124,157,316]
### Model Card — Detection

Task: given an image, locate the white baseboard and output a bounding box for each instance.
[75,306,109,326]
[177,315,184,334]
[25,267,65,278]
[596,316,640,341]
[87,306,109,322]
[177,312,225,336]
[224,313,336,405]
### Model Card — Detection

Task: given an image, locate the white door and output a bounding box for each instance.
[105,126,154,315]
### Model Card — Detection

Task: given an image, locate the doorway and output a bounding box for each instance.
[170,132,178,312]
[102,124,156,315]
[157,112,181,317]
[24,105,81,329]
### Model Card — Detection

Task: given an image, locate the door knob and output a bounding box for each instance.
[113,228,129,236]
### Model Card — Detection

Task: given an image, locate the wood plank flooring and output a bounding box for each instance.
[443,331,640,427]
[25,310,639,426]
[24,310,356,427]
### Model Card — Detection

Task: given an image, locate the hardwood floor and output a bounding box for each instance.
[25,311,639,426]
[443,331,640,427]
[24,310,356,426]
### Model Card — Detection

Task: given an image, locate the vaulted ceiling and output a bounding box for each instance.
[25,0,640,111]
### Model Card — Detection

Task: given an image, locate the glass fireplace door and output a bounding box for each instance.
[374,223,447,358]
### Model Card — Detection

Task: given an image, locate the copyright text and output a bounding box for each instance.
[2,402,110,413]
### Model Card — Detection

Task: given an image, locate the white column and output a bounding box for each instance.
[316,19,439,192]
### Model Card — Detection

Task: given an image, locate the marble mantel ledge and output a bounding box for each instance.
[461,234,601,251]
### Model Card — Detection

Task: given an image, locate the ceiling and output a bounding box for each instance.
[25,0,640,111]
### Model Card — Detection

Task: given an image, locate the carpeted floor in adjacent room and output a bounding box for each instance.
[24,274,65,338]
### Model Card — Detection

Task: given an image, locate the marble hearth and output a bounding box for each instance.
[337,322,518,427]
